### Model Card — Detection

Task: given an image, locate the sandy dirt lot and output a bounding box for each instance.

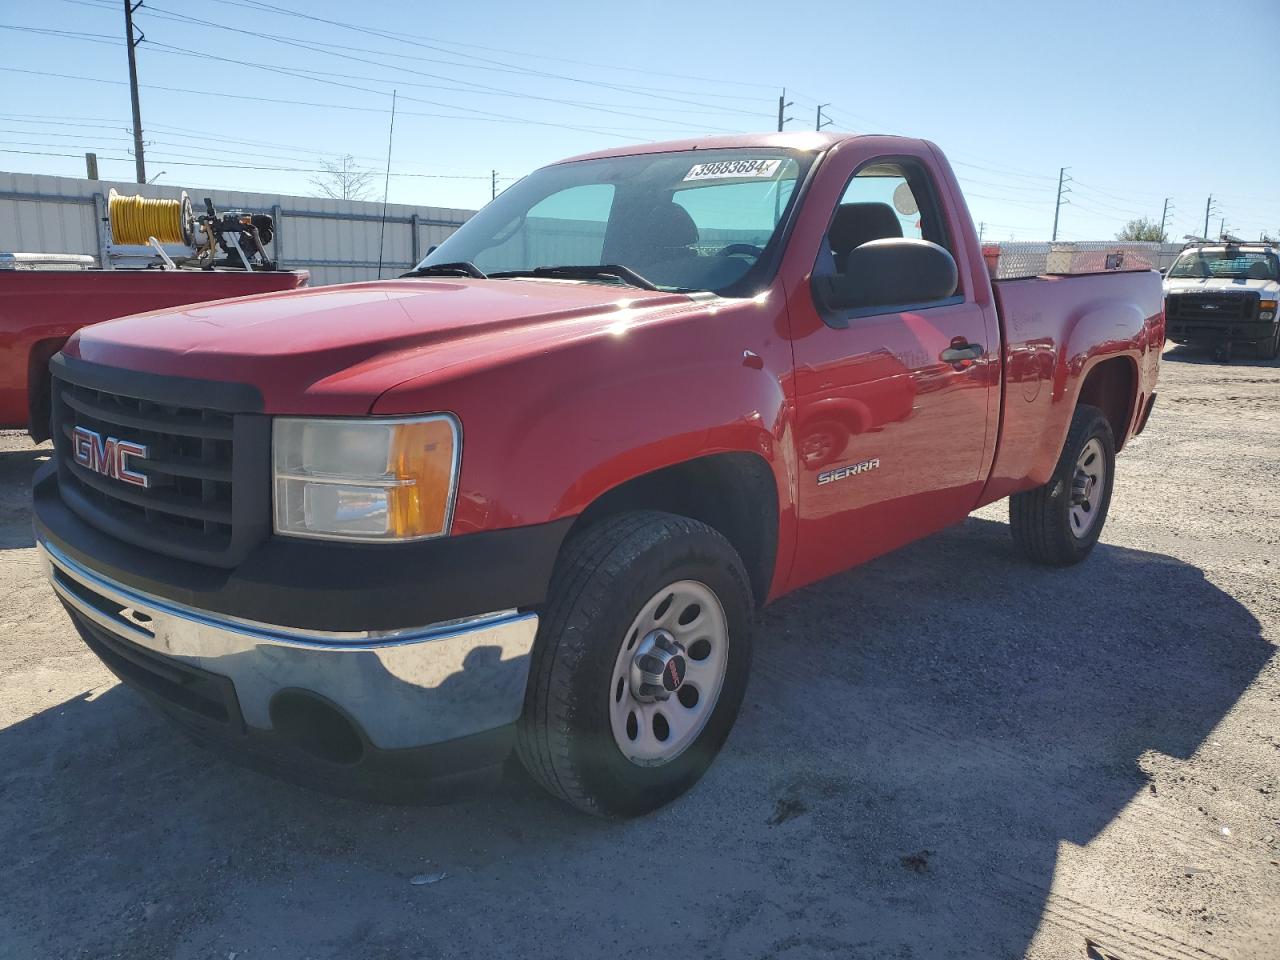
[0,346,1276,960]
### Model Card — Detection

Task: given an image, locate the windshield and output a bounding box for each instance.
[416,148,815,294]
[1167,249,1279,281]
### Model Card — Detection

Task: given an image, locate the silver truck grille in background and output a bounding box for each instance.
[1166,293,1257,323]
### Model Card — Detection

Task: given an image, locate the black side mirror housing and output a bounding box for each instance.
[818,237,959,313]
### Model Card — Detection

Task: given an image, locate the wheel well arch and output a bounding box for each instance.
[26,337,67,443]
[1076,356,1137,451]
[568,452,780,606]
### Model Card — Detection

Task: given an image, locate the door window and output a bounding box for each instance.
[821,159,955,288]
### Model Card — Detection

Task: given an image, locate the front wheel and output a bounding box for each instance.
[517,511,753,817]
[1009,404,1116,566]
[1261,327,1280,360]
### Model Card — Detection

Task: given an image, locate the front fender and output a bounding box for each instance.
[371,296,798,547]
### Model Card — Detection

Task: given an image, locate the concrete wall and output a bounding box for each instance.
[0,171,476,286]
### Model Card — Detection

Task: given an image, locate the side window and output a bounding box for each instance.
[474,183,614,272]
[823,159,952,275]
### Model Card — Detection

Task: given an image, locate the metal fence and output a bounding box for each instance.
[0,171,476,285]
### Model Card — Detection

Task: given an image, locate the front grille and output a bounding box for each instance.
[1166,292,1258,324]
[51,357,269,567]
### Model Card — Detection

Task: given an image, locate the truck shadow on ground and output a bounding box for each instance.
[1163,343,1280,367]
[0,516,1270,959]
[0,444,47,548]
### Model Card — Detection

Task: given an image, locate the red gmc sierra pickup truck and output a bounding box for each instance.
[33,133,1163,817]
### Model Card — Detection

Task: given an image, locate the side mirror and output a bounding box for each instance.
[818,237,958,313]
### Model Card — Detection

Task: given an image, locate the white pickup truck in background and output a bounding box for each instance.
[1163,242,1280,360]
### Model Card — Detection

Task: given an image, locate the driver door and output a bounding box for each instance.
[785,148,999,589]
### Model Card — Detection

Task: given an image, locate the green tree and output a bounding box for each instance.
[1116,217,1167,242]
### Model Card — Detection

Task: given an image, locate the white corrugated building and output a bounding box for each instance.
[0,171,476,286]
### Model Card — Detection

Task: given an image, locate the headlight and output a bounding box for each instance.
[1260,299,1276,321]
[273,415,460,542]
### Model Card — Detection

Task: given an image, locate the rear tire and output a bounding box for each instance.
[517,511,753,817]
[1009,404,1115,566]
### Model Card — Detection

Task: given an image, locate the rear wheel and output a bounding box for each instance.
[517,511,753,817]
[1009,404,1115,566]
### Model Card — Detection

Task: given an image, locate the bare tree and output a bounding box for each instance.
[309,155,376,201]
[1116,217,1167,243]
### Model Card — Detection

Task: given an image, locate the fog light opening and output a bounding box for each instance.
[269,690,365,765]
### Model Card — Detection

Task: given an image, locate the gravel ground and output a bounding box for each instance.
[0,345,1276,960]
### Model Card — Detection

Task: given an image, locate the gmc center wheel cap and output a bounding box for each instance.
[609,579,729,766]
[630,630,687,702]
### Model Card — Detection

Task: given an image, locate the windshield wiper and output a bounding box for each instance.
[488,264,659,291]
[400,261,487,279]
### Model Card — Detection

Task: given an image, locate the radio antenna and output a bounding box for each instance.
[376,88,398,280]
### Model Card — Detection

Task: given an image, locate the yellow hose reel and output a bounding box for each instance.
[107,189,194,246]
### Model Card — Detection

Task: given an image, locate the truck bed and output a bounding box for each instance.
[979,269,1164,505]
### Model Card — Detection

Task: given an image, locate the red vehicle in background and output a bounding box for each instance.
[3,196,307,439]
[0,266,308,440]
[33,133,1163,817]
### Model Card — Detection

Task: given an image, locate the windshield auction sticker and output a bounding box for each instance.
[683,158,783,181]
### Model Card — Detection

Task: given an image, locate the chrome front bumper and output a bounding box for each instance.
[41,540,539,751]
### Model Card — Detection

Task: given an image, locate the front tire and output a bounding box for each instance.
[1009,404,1116,566]
[517,511,753,817]
[1261,327,1280,360]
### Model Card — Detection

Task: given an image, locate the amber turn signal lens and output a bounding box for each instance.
[387,418,457,538]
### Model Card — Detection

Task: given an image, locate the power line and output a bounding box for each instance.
[213,0,780,91]
[955,174,1057,197]
[127,1,775,120]
[141,40,745,135]
[55,0,772,116]
[22,13,759,134]
[0,24,118,44]
[0,66,650,141]
[0,146,493,179]
[0,113,515,178]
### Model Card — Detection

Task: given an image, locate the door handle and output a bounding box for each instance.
[940,339,984,364]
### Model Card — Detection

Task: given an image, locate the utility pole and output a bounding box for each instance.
[816,104,832,132]
[776,88,793,132]
[1203,194,1220,239]
[978,222,985,242]
[1219,217,1226,240]
[122,0,146,184]
[84,153,99,180]
[491,170,497,201]
[1051,166,1071,242]
[1159,198,1172,241]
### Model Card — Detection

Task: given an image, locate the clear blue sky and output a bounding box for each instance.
[2,0,1278,242]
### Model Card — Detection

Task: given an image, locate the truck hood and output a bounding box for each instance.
[67,279,702,413]
[1163,277,1280,296]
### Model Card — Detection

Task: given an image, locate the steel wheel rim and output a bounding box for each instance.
[608,580,729,767]
[1069,437,1106,537]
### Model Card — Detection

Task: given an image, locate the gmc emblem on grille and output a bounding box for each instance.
[71,426,150,489]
